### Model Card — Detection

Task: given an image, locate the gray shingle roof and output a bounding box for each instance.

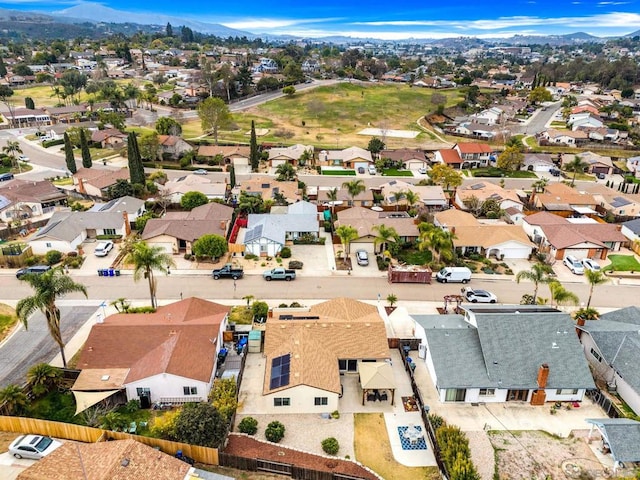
[245,212,318,246]
[622,218,640,235]
[585,419,640,463]
[32,211,124,242]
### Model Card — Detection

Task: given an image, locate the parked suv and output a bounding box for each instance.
[563,255,584,275]
[16,265,51,279]
[94,241,114,257]
[355,249,369,266]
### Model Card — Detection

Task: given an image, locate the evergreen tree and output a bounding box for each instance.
[0,56,6,77]
[250,120,259,172]
[127,132,145,185]
[229,165,236,189]
[166,23,173,37]
[80,129,92,168]
[63,133,77,174]
[24,97,34,110]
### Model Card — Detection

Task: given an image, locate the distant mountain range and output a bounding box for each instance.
[0,4,639,44]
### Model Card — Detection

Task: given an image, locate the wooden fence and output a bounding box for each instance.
[219,453,368,480]
[0,416,219,465]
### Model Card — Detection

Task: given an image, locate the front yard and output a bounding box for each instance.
[469,167,537,178]
[604,254,640,272]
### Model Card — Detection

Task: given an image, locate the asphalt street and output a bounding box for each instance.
[0,304,100,388]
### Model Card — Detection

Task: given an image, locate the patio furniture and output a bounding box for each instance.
[380,391,388,402]
[403,424,423,445]
[367,393,376,402]
[128,422,137,434]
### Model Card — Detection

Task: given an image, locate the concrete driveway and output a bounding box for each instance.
[77,240,120,276]
[0,451,36,480]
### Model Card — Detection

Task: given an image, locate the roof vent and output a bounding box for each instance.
[121,458,129,467]
[101,375,110,381]
[552,342,559,348]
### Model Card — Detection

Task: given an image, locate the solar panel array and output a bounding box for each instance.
[269,354,291,389]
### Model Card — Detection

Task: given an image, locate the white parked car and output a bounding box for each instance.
[462,287,497,303]
[418,167,427,174]
[18,155,29,162]
[563,255,584,275]
[94,241,114,257]
[193,169,208,175]
[582,258,601,272]
[9,435,61,459]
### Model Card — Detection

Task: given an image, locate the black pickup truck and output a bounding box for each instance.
[212,264,244,280]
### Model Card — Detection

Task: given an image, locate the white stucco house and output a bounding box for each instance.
[72,298,229,406]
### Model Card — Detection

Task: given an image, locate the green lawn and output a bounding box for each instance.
[396,248,432,265]
[470,167,537,178]
[322,169,356,176]
[604,255,640,272]
[382,168,414,177]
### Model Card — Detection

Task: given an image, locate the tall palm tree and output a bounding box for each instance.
[403,190,420,212]
[16,268,88,368]
[326,187,338,219]
[565,155,589,187]
[2,140,23,173]
[335,224,358,262]
[125,241,175,309]
[585,269,608,308]
[418,223,455,264]
[0,384,29,415]
[548,281,579,308]
[372,224,399,255]
[341,179,366,206]
[515,263,553,304]
[531,178,549,193]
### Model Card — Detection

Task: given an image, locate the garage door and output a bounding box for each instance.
[152,242,174,255]
[501,247,531,259]
[272,159,286,167]
[565,249,589,259]
[351,241,375,254]
[354,162,369,171]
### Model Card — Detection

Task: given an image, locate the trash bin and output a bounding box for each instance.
[115,270,120,276]
[108,268,115,277]
[98,269,103,276]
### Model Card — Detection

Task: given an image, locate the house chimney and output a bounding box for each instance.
[122,211,131,236]
[77,177,86,194]
[575,316,586,338]
[537,363,549,389]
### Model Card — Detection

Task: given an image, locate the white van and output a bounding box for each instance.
[435,267,472,284]
[368,165,377,175]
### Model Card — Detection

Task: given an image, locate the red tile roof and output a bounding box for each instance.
[438,149,462,164]
[455,142,493,154]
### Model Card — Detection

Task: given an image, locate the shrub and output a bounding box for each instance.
[330,410,340,419]
[45,250,63,265]
[126,306,156,313]
[280,247,292,258]
[123,399,140,413]
[238,416,258,435]
[288,260,303,269]
[245,253,259,260]
[150,409,180,440]
[265,421,285,443]
[278,303,288,308]
[252,301,269,320]
[322,437,340,455]
[289,301,302,308]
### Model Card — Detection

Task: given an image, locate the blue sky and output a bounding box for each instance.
[2,0,640,39]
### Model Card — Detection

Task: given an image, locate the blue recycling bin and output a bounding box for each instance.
[108,268,115,277]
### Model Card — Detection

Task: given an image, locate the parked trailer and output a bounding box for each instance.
[387,264,432,284]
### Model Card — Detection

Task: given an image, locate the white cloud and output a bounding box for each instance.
[220,17,343,31]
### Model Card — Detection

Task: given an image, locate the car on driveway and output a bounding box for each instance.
[193,169,208,175]
[9,435,61,460]
[462,287,497,303]
[582,258,601,272]
[18,155,29,162]
[563,255,584,275]
[94,241,114,257]
[418,167,427,174]
[355,249,369,266]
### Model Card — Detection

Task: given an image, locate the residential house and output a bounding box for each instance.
[253,58,278,73]
[73,297,229,405]
[267,144,314,168]
[377,180,447,211]
[160,174,228,203]
[90,128,128,149]
[453,122,503,140]
[569,112,604,131]
[522,153,556,173]
[627,155,640,178]
[318,147,373,170]
[582,127,620,144]
[414,305,595,404]
[29,210,130,254]
[453,143,494,168]
[46,121,98,141]
[237,176,299,204]
[5,108,51,127]
[254,298,390,414]
[433,209,533,259]
[379,149,429,172]
[197,145,250,172]
[433,149,463,169]
[0,179,67,224]
[16,439,193,480]
[522,211,626,260]
[568,151,614,176]
[335,206,420,251]
[576,307,640,415]
[87,196,146,224]
[469,106,505,126]
[621,218,640,254]
[157,135,193,160]
[581,184,640,219]
[532,183,597,215]
[455,182,524,213]
[316,187,374,207]
[45,105,88,124]
[540,129,588,146]
[244,201,319,257]
[142,202,234,255]
[73,167,130,199]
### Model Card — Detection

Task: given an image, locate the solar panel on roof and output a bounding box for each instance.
[269,353,291,390]
[0,195,10,210]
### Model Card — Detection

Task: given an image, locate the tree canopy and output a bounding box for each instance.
[174,402,227,448]
[180,191,209,210]
[198,97,231,145]
[192,234,228,259]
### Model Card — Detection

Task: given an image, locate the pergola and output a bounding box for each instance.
[358,362,396,405]
[586,418,640,473]
[443,294,465,314]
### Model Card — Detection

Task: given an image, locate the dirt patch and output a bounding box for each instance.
[489,430,608,479]
[224,434,379,480]
[0,303,18,343]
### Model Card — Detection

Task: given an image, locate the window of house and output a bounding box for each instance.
[183,386,198,395]
[314,397,328,406]
[590,348,602,363]
[556,388,579,395]
[479,388,495,396]
[136,387,150,396]
[274,397,290,407]
[46,242,52,248]
[338,359,358,372]
[445,389,466,402]
[104,228,116,235]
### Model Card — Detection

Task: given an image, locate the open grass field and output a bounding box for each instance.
[354,413,439,480]
[184,83,471,150]
[9,79,138,108]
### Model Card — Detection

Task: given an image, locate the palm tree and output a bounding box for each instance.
[125,241,175,309]
[335,224,358,262]
[386,294,398,307]
[565,155,589,187]
[515,263,553,304]
[548,281,579,308]
[372,224,399,255]
[0,384,29,415]
[16,268,87,368]
[531,178,549,193]
[403,190,420,213]
[326,187,338,219]
[585,269,608,308]
[418,223,455,264]
[2,140,23,173]
[574,307,600,322]
[275,162,297,181]
[341,179,366,206]
[27,363,62,397]
[242,295,255,307]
